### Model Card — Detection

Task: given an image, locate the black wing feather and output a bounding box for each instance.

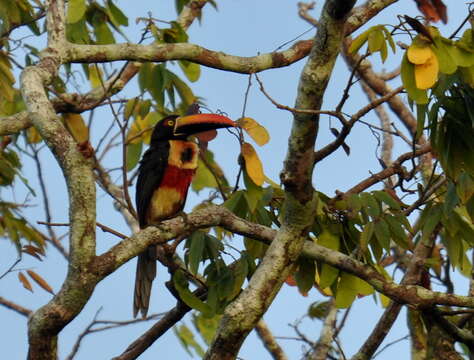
[135,142,170,228]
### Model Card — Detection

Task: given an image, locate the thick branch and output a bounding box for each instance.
[22,1,97,359]
[346,0,398,34]
[205,2,356,359]
[177,0,209,29]
[66,41,313,74]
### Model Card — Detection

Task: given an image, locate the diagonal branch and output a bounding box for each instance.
[0,296,32,317]
[339,144,432,197]
[204,2,357,359]
[255,320,288,360]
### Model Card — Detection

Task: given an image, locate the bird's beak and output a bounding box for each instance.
[173,113,235,136]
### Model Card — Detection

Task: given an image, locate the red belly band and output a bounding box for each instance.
[160,165,195,196]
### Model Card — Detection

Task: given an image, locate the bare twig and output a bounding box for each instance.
[255,319,288,360]
[339,144,431,197]
[310,301,338,360]
[298,2,318,27]
[0,296,32,317]
[66,308,163,360]
[30,145,69,259]
[0,258,21,280]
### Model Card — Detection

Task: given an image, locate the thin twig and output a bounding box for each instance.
[255,319,288,360]
[0,258,21,280]
[0,296,32,317]
[30,145,68,259]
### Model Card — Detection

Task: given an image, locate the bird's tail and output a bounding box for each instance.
[133,246,157,318]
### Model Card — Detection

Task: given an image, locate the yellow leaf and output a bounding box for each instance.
[414,53,439,89]
[63,113,89,142]
[407,45,433,64]
[89,65,103,88]
[18,272,33,292]
[379,292,390,307]
[27,270,54,295]
[314,270,333,296]
[127,115,151,144]
[238,117,270,146]
[26,127,42,143]
[241,142,264,186]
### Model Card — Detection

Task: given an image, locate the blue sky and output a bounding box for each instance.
[0,1,471,359]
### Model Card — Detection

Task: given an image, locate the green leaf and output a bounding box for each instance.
[224,191,248,218]
[192,157,218,193]
[444,181,459,214]
[106,0,128,27]
[138,62,153,93]
[67,0,86,23]
[149,64,165,107]
[335,272,358,308]
[382,27,396,53]
[174,324,205,357]
[416,103,427,140]
[295,258,315,294]
[317,229,340,250]
[228,257,248,299]
[243,170,263,213]
[124,98,139,121]
[66,18,90,44]
[457,172,474,203]
[193,313,221,345]
[360,192,380,218]
[244,236,267,259]
[319,263,339,289]
[169,71,196,106]
[174,270,213,316]
[188,231,206,274]
[385,215,408,248]
[422,204,442,242]
[202,234,222,261]
[373,190,401,210]
[179,60,201,82]
[374,219,391,251]
[432,37,457,75]
[125,142,142,171]
[93,21,115,44]
[359,222,374,253]
[368,29,384,53]
[348,28,372,54]
[347,193,362,216]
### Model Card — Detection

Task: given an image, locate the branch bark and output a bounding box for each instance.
[204,1,356,358]
[22,1,97,359]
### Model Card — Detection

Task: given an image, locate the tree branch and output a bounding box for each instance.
[204,1,357,358]
[22,1,97,359]
[339,144,431,197]
[0,296,32,317]
[177,0,209,29]
[310,301,337,360]
[255,319,288,360]
[66,40,313,74]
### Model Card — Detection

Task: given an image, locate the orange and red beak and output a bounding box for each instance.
[173,113,235,137]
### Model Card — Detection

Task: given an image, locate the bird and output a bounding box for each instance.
[133,105,235,318]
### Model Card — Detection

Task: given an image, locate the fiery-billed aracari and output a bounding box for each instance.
[133,107,235,318]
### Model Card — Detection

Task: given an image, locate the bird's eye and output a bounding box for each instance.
[167,120,174,126]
